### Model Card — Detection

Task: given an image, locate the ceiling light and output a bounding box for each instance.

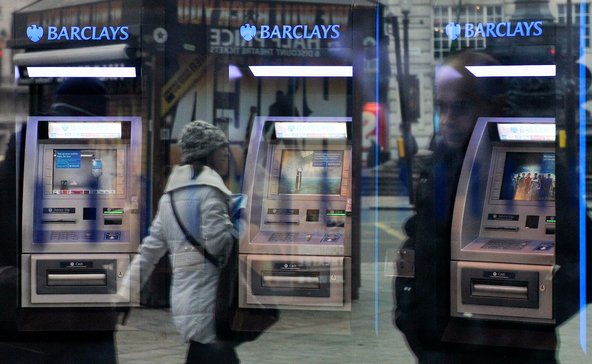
[465,65,556,77]
[249,65,352,77]
[27,66,137,78]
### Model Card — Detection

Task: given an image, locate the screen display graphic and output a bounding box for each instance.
[275,122,348,139]
[499,152,555,201]
[278,150,343,195]
[497,123,555,141]
[48,122,122,139]
[52,149,118,194]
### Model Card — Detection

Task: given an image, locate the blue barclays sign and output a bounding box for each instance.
[239,23,341,42]
[27,24,130,43]
[445,20,543,41]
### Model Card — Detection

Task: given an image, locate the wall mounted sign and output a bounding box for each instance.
[27,24,130,43]
[446,21,543,41]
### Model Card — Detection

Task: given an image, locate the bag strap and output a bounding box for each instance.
[168,191,221,268]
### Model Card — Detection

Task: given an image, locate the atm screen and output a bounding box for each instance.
[499,152,555,201]
[278,150,343,195]
[51,149,119,195]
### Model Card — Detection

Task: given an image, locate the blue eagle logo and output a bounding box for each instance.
[445,22,461,41]
[240,24,257,41]
[27,24,44,43]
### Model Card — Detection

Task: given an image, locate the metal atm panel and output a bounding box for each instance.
[244,143,352,257]
[451,261,553,323]
[22,253,138,305]
[21,117,142,308]
[239,117,352,311]
[450,118,555,324]
[242,254,351,310]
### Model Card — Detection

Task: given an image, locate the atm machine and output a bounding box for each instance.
[239,117,352,311]
[21,116,142,310]
[451,117,556,324]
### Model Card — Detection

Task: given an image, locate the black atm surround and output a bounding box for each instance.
[442,318,558,352]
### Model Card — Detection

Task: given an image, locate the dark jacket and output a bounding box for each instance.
[393,143,464,355]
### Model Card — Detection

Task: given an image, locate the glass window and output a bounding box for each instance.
[558,2,590,47]
[0,1,589,363]
[433,4,503,61]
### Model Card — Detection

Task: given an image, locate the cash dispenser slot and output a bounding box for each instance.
[261,271,321,289]
[461,268,538,309]
[471,280,528,300]
[252,266,330,298]
[36,259,116,295]
[47,271,107,286]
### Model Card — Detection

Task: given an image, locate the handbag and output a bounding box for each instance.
[168,191,279,343]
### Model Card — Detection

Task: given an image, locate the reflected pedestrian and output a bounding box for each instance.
[391,50,559,363]
[126,120,240,363]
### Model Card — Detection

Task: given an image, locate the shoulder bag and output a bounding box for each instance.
[168,191,279,343]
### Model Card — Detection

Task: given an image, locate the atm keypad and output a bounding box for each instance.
[482,239,554,252]
[48,231,96,241]
[269,232,300,242]
[482,239,528,250]
[50,232,79,241]
[266,232,342,244]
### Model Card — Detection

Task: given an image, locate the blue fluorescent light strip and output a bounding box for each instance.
[374,6,380,337]
[465,65,556,77]
[27,66,137,78]
[249,65,352,77]
[579,1,587,353]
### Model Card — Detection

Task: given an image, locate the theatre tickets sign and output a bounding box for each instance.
[177,0,353,57]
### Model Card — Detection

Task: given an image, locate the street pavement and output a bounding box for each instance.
[115,197,592,363]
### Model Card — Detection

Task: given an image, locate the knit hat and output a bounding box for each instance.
[178,120,228,164]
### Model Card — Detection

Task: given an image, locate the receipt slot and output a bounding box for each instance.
[240,117,352,311]
[451,117,556,324]
[21,116,142,308]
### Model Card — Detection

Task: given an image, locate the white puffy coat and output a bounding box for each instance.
[131,164,234,343]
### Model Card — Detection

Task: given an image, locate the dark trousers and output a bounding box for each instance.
[186,341,239,364]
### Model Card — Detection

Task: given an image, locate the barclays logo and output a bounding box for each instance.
[445,23,461,41]
[240,24,257,41]
[239,23,340,42]
[27,24,129,42]
[27,24,44,42]
[444,21,543,40]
